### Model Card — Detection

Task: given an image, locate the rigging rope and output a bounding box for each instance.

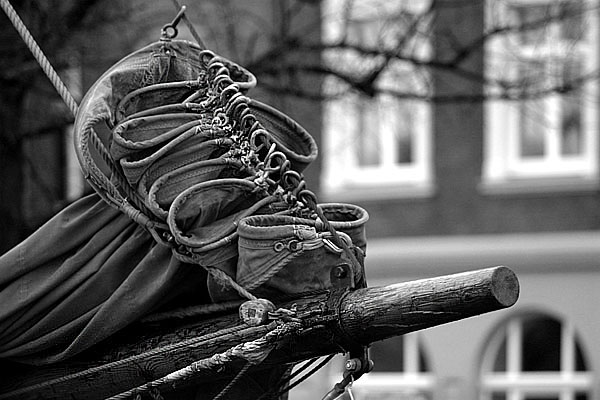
[169,0,206,48]
[212,362,252,400]
[0,0,79,117]
[106,320,301,400]
[255,354,336,400]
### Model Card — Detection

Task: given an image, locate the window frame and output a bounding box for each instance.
[336,333,435,399]
[482,0,600,194]
[321,0,435,201]
[479,312,594,400]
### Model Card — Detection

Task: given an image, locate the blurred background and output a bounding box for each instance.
[2,0,600,399]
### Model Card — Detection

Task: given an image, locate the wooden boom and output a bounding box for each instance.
[0,266,518,399]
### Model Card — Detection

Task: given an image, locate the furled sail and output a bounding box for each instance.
[0,36,367,367]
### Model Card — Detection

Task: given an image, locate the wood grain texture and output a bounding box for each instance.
[0,266,518,399]
[338,266,519,344]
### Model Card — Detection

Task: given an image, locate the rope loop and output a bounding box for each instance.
[282,170,303,192]
[249,128,272,153]
[224,93,248,120]
[206,61,227,80]
[240,112,258,135]
[219,82,239,104]
[199,50,216,65]
[297,189,317,209]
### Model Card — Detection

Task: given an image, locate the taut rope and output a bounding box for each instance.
[0,0,79,117]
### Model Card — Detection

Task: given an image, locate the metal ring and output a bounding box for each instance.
[161,24,178,39]
[273,242,286,252]
[287,240,301,252]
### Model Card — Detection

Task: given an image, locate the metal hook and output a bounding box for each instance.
[161,5,187,39]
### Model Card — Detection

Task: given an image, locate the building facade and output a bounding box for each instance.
[292,1,600,400]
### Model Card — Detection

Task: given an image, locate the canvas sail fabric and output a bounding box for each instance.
[0,37,367,368]
[0,194,210,364]
[235,203,369,298]
[0,39,230,365]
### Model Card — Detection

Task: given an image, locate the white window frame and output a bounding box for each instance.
[332,333,435,399]
[321,0,434,201]
[480,313,593,400]
[482,0,600,194]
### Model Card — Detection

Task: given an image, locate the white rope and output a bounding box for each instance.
[0,0,79,116]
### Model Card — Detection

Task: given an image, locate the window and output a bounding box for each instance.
[335,333,434,399]
[321,0,434,200]
[480,313,593,400]
[483,0,599,193]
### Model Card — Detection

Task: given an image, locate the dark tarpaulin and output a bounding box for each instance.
[0,193,209,365]
[0,39,218,365]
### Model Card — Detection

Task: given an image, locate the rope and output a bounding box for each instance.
[256,354,336,400]
[106,321,301,400]
[212,362,252,400]
[257,356,321,399]
[300,190,364,283]
[207,267,258,301]
[0,0,79,117]
[169,0,206,48]
[0,324,253,399]
[279,355,335,396]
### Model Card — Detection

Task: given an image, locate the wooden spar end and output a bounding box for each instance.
[490,265,519,307]
[337,266,519,345]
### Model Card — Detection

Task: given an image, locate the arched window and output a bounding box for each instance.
[338,332,434,399]
[480,312,593,400]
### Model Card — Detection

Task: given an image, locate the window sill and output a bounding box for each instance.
[478,176,600,196]
[321,182,436,202]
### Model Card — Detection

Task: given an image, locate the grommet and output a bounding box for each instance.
[330,263,353,289]
[287,239,301,251]
[274,241,286,252]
